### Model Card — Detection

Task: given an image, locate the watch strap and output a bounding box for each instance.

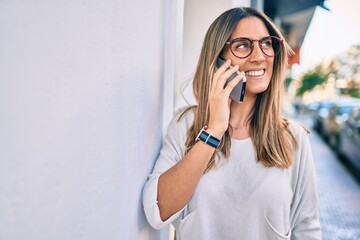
[196,127,221,148]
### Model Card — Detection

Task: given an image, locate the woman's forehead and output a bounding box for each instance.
[230,17,270,39]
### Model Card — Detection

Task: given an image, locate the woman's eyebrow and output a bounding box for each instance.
[230,35,271,40]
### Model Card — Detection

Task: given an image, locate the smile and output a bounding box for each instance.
[245,69,265,77]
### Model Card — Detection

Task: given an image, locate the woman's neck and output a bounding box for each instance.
[228,95,256,139]
[229,96,256,127]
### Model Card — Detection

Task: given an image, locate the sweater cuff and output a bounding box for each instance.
[142,174,185,230]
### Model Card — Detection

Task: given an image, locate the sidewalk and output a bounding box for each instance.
[291,114,360,240]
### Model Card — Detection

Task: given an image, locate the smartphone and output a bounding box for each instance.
[216,57,246,103]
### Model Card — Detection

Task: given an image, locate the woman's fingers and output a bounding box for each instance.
[210,58,245,101]
[211,59,232,93]
[213,60,242,94]
[223,71,245,95]
[216,65,240,90]
[213,59,232,80]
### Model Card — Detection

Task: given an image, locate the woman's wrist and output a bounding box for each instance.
[205,127,225,140]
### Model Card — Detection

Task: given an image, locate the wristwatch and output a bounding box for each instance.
[196,127,221,148]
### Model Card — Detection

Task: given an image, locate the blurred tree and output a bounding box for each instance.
[342,88,360,98]
[296,61,335,96]
[285,76,292,89]
[335,45,360,98]
[336,45,360,79]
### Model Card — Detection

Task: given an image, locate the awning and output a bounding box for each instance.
[264,0,329,18]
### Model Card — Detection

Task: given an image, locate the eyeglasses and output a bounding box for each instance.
[225,36,283,59]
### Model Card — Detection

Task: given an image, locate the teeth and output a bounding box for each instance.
[246,70,265,77]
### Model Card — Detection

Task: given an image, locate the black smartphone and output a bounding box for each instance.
[216,57,246,103]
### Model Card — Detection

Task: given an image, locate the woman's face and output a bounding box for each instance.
[222,17,275,98]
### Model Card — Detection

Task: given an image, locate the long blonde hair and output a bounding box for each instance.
[181,7,298,172]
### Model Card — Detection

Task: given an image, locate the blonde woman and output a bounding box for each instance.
[142,7,321,240]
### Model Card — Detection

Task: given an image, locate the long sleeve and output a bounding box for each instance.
[142,111,191,230]
[290,127,322,240]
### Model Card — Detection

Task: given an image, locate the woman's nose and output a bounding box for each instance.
[249,43,266,62]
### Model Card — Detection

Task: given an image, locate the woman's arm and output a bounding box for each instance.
[157,132,218,221]
[290,127,322,239]
[157,60,244,221]
[143,59,245,228]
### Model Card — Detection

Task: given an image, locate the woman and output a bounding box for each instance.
[142,7,321,240]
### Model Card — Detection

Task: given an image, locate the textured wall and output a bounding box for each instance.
[0,0,167,239]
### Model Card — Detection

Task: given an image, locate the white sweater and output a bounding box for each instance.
[142,109,322,240]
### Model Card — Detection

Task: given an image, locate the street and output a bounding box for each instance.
[291,114,360,240]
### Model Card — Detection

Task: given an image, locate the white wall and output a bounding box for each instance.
[0,0,173,239]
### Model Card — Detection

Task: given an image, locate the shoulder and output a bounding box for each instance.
[286,118,310,143]
[284,119,313,166]
[285,119,314,170]
[286,120,317,190]
[166,106,196,139]
[173,106,196,128]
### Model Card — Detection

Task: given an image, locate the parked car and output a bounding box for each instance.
[313,97,360,137]
[321,99,360,148]
[338,107,360,172]
[312,100,336,133]
[305,102,320,113]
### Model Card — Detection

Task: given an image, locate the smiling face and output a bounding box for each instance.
[222,17,275,99]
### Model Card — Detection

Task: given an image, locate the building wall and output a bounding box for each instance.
[0,0,173,239]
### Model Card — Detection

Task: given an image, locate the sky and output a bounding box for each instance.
[300,0,360,73]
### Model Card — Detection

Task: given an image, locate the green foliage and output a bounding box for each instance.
[296,63,334,96]
[285,77,292,88]
[336,45,360,98]
[296,44,360,97]
[336,45,360,80]
[341,88,360,98]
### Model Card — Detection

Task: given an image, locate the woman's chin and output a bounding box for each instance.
[247,84,270,95]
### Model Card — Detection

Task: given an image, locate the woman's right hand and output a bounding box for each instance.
[206,59,245,138]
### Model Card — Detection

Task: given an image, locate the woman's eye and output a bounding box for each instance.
[235,42,250,49]
[261,40,272,47]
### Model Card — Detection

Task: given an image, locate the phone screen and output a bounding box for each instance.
[216,57,246,103]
